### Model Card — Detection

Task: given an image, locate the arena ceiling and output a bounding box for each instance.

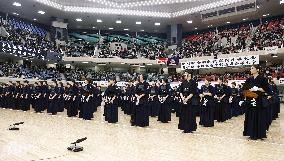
[0,0,283,32]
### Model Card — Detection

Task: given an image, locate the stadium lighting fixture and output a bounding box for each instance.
[38,10,45,14]
[13,2,21,7]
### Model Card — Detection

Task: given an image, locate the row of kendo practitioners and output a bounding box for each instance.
[0,66,280,139]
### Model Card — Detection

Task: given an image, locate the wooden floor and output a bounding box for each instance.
[0,105,284,161]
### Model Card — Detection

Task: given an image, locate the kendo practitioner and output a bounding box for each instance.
[2,83,8,108]
[47,81,59,115]
[80,79,94,120]
[92,83,101,113]
[268,79,280,121]
[172,86,181,117]
[224,80,232,120]
[14,81,22,110]
[6,81,16,109]
[178,72,198,133]
[231,82,241,117]
[42,81,49,110]
[67,81,80,117]
[0,84,3,108]
[214,77,227,122]
[21,81,32,111]
[157,78,172,123]
[33,82,44,112]
[57,82,65,112]
[131,74,149,127]
[103,77,120,123]
[243,65,269,140]
[124,81,135,115]
[199,78,215,127]
[147,81,159,117]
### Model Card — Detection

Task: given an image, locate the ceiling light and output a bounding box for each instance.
[116,20,122,24]
[109,27,114,30]
[154,22,160,26]
[124,28,129,31]
[76,18,82,22]
[136,21,141,24]
[38,10,45,14]
[13,2,21,7]
[97,19,102,23]
[187,20,193,23]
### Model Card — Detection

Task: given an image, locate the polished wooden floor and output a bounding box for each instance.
[0,105,284,161]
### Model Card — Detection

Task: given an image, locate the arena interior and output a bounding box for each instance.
[0,0,284,160]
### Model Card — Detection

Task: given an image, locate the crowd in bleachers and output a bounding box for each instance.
[0,63,62,80]
[0,18,60,55]
[177,18,284,58]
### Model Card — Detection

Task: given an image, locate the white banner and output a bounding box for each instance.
[265,46,278,55]
[181,55,259,70]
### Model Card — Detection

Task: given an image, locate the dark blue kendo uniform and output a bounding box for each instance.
[199,84,215,127]
[214,84,227,122]
[67,84,80,117]
[21,84,32,111]
[131,81,149,127]
[157,83,172,123]
[178,79,197,133]
[47,85,58,115]
[80,84,94,120]
[104,84,120,123]
[243,75,269,140]
[147,84,159,117]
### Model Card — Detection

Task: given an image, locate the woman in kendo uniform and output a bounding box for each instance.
[224,80,232,120]
[199,78,215,127]
[214,77,227,122]
[124,81,135,115]
[14,81,22,110]
[47,81,59,115]
[172,86,181,117]
[178,72,198,133]
[0,84,3,108]
[57,82,65,112]
[243,65,269,140]
[21,81,32,111]
[67,81,80,117]
[231,82,241,117]
[147,81,159,117]
[104,77,120,123]
[157,78,172,123]
[34,82,44,112]
[131,74,149,127]
[92,83,101,113]
[268,79,280,121]
[80,79,94,120]
[42,81,49,111]
[6,81,16,109]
